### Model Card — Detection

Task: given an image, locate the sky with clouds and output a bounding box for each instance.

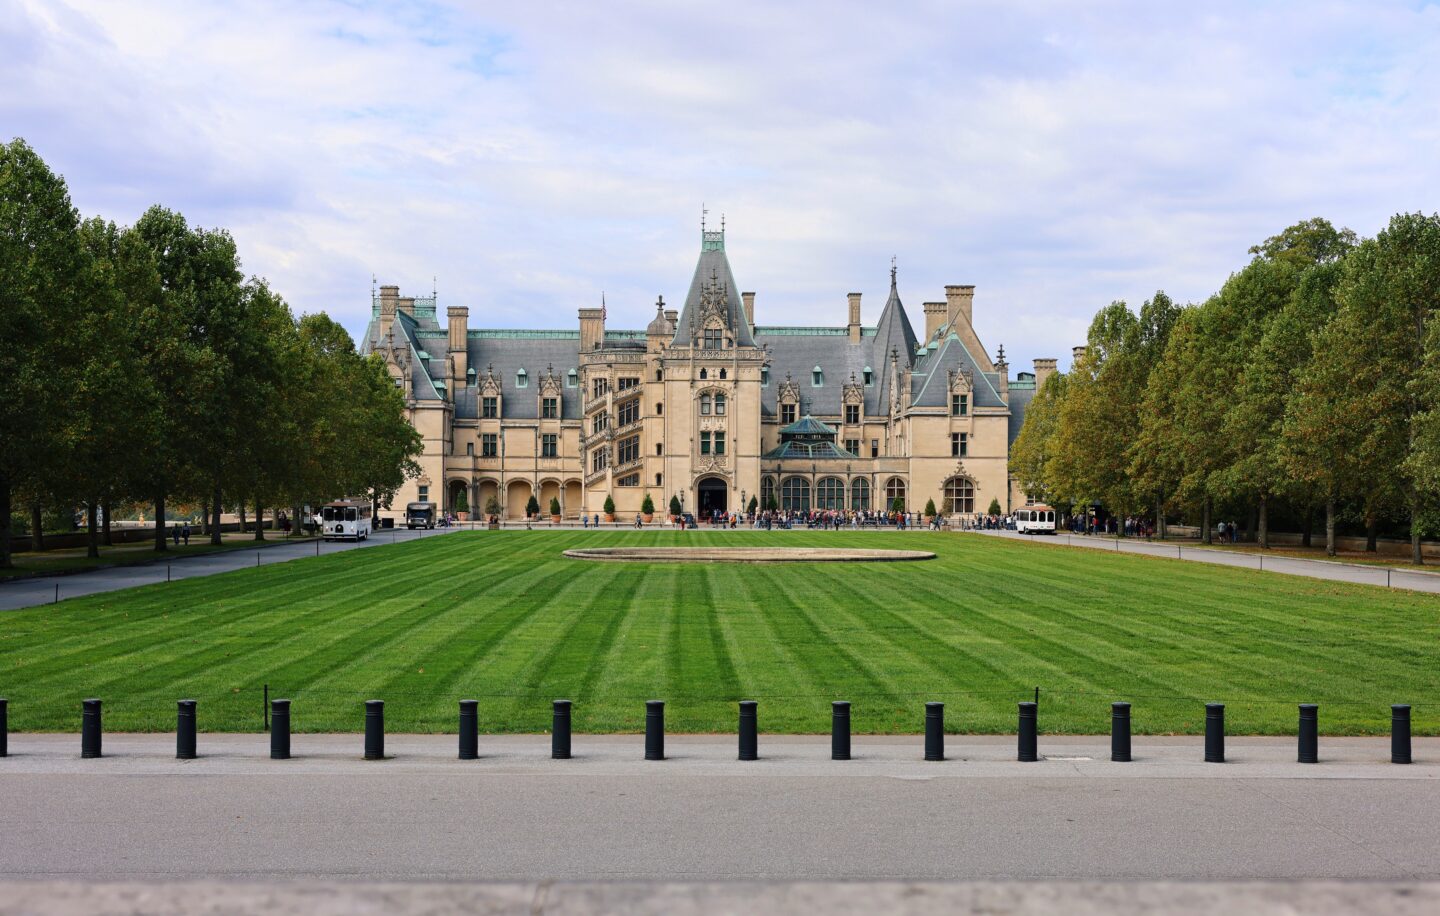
[6,0,1439,371]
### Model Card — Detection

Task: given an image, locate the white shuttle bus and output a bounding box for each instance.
[321,500,372,541]
[1014,505,1058,535]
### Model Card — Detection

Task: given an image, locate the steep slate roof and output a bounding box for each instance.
[670,230,756,348]
[755,329,877,418]
[910,332,1007,410]
[870,268,919,410]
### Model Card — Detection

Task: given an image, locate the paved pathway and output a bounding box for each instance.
[1,735,1437,883]
[977,529,1440,595]
[0,527,464,612]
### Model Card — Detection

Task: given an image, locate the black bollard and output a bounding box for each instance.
[1298,704,1318,764]
[1204,703,1225,763]
[738,701,758,761]
[924,702,944,761]
[1018,701,1038,762]
[176,699,197,760]
[552,699,572,760]
[1111,702,1132,762]
[645,700,665,760]
[458,699,478,760]
[0,697,7,758]
[364,700,384,760]
[832,701,851,761]
[1392,704,1412,764]
[81,698,102,759]
[270,699,291,759]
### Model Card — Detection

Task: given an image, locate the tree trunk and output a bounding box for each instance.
[1325,498,1336,557]
[1155,496,1166,540]
[1258,494,1269,549]
[101,498,112,546]
[154,492,168,552]
[1412,493,1424,566]
[86,502,100,559]
[1366,516,1379,553]
[1301,505,1313,548]
[211,487,223,546]
[254,496,265,541]
[0,474,11,568]
[31,503,45,552]
[200,502,210,537]
[1202,497,1212,545]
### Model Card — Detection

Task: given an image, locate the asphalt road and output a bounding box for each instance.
[979,528,1440,595]
[2,735,1437,882]
[0,526,464,611]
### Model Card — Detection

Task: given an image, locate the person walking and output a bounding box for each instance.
[181,522,191,546]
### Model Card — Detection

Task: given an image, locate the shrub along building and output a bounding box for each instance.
[361,225,1054,522]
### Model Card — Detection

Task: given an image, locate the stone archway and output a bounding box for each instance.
[477,479,499,517]
[538,479,561,517]
[563,480,582,518]
[505,480,532,519]
[697,476,728,518]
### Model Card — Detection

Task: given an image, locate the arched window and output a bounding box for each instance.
[885,477,906,511]
[700,368,708,380]
[719,368,727,379]
[815,477,845,510]
[714,393,726,415]
[781,477,811,512]
[761,476,775,507]
[850,478,871,511]
[515,368,528,388]
[655,369,663,382]
[812,365,824,387]
[944,477,975,514]
[700,394,712,415]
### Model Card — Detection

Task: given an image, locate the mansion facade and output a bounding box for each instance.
[361,227,1056,521]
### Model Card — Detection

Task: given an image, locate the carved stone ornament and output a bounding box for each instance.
[478,363,502,396]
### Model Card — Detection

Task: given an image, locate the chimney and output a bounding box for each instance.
[847,292,862,343]
[579,307,605,352]
[945,285,975,328]
[742,291,755,328]
[1072,345,1088,366]
[378,284,399,338]
[923,302,947,341]
[397,296,415,317]
[447,306,468,383]
[1033,358,1057,389]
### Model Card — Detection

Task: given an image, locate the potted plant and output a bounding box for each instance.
[549,496,562,524]
[484,496,501,529]
[640,493,655,524]
[455,488,470,522]
[603,495,616,523]
[526,494,540,520]
[987,497,1003,517]
[747,495,758,516]
[668,494,682,522]
[924,498,937,525]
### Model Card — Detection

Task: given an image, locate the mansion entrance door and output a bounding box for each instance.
[697,477,728,518]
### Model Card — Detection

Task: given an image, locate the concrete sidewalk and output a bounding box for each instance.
[3,735,1438,884]
[0,526,464,612]
[976,529,1440,595]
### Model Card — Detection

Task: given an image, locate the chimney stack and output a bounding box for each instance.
[378,285,399,339]
[923,302,947,341]
[447,306,469,383]
[1072,345,1088,366]
[742,291,755,328]
[579,307,605,352]
[945,285,975,328]
[847,292,862,343]
[1033,358,1058,389]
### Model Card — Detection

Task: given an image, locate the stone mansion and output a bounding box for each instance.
[361,226,1056,521]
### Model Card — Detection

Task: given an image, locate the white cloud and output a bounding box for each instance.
[4,0,1439,370]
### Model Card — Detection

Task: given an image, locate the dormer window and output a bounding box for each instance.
[863,367,873,386]
[466,367,476,386]
[761,367,770,386]
[566,368,578,388]
[515,368,528,389]
[703,328,724,348]
[812,366,824,387]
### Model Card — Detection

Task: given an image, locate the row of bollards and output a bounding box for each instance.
[3,697,1419,765]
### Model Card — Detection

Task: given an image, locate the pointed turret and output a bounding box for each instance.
[872,262,918,409]
[670,223,756,348]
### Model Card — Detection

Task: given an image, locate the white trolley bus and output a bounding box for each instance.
[320,500,372,541]
[1014,505,1058,535]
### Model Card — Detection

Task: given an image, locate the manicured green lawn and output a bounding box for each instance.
[2,531,1436,735]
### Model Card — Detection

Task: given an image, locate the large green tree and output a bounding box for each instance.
[1008,370,1069,508]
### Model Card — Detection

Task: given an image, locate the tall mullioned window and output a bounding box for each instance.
[617,398,640,427]
[481,397,498,419]
[850,478,870,511]
[885,477,906,510]
[700,394,712,416]
[542,397,558,419]
[951,393,968,416]
[844,404,859,425]
[844,438,859,455]
[781,403,797,425]
[481,434,497,457]
[541,434,557,458]
[781,477,810,512]
[951,432,968,457]
[816,477,844,509]
[704,328,723,348]
[714,393,726,415]
[617,435,640,465]
[944,477,975,514]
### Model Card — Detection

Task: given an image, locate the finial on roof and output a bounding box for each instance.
[720,212,725,232]
[890,256,897,288]
[701,202,707,233]
[433,275,437,299]
[996,344,1007,364]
